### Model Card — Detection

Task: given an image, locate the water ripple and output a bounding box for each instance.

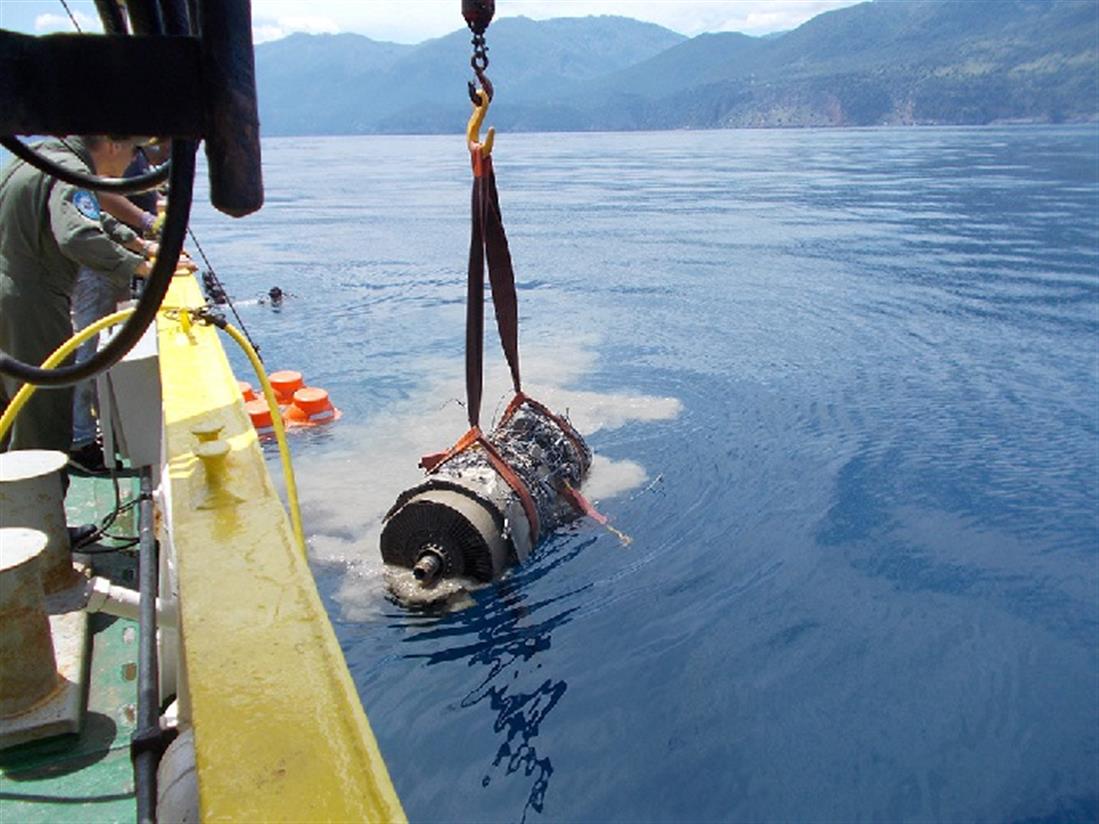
[187,126,1099,823]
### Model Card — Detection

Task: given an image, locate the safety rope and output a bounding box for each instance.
[184,225,263,364]
[59,0,83,32]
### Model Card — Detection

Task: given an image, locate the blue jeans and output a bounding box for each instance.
[71,267,129,448]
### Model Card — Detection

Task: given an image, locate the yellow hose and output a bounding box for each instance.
[218,321,307,559]
[0,308,136,443]
[0,307,308,560]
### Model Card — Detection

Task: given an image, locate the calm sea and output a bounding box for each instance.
[189,126,1099,823]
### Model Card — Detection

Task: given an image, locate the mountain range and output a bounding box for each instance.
[254,0,1099,135]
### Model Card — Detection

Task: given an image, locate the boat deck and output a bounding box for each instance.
[0,474,140,823]
[2,272,404,821]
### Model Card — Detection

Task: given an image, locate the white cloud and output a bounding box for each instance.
[253,24,286,44]
[249,0,865,44]
[713,0,862,34]
[499,0,863,37]
[252,14,341,44]
[34,11,102,34]
[6,1,864,42]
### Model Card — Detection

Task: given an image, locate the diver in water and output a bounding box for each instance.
[259,286,293,307]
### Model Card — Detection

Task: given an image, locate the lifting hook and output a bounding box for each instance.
[467,67,495,159]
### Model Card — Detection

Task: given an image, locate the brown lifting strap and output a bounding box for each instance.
[423,82,540,548]
[466,150,522,427]
[425,74,630,549]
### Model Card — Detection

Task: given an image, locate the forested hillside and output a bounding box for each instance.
[254,1,1099,134]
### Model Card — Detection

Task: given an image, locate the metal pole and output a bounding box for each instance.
[133,467,160,824]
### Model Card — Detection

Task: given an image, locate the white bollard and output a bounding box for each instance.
[0,527,59,718]
[0,450,78,593]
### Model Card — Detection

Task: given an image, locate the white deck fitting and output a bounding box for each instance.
[0,593,89,750]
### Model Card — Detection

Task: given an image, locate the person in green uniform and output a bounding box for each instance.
[0,136,153,455]
[69,142,168,471]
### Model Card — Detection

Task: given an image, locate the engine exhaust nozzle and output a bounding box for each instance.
[412,547,445,586]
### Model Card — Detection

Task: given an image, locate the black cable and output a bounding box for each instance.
[186,226,263,363]
[160,0,192,35]
[59,0,83,31]
[74,540,139,554]
[126,0,164,35]
[0,137,170,195]
[26,2,167,196]
[102,532,141,543]
[94,0,129,34]
[71,460,139,549]
[185,0,200,34]
[0,138,196,387]
[133,467,160,824]
[71,446,142,550]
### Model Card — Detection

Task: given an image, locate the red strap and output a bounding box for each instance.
[423,425,540,546]
[437,139,538,545]
[420,426,480,471]
[419,450,448,472]
[470,148,486,179]
[561,482,632,547]
[501,392,587,463]
[466,161,487,427]
[500,391,526,423]
[560,482,607,525]
[476,436,540,545]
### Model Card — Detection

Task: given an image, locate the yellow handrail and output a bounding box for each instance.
[0,308,307,558]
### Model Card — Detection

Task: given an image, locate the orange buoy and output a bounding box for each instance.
[244,398,274,434]
[293,387,334,419]
[282,404,309,425]
[283,386,341,427]
[245,368,341,431]
[269,370,304,403]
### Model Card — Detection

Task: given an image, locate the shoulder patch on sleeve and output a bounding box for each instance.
[71,189,101,221]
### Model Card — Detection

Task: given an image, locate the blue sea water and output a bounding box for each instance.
[189,126,1099,823]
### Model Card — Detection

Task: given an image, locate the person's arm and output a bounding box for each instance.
[49,184,149,283]
[100,191,157,236]
[101,212,138,247]
[99,215,156,261]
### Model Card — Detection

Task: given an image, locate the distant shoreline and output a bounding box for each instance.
[4,121,1098,170]
[252,120,1099,140]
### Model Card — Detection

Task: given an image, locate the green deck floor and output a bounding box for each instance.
[0,473,141,823]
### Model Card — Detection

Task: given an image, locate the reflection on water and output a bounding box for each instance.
[391,538,594,822]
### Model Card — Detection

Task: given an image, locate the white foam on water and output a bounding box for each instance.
[382,566,481,612]
[293,339,681,617]
[583,453,650,501]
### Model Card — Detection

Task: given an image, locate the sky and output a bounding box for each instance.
[1,0,866,43]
